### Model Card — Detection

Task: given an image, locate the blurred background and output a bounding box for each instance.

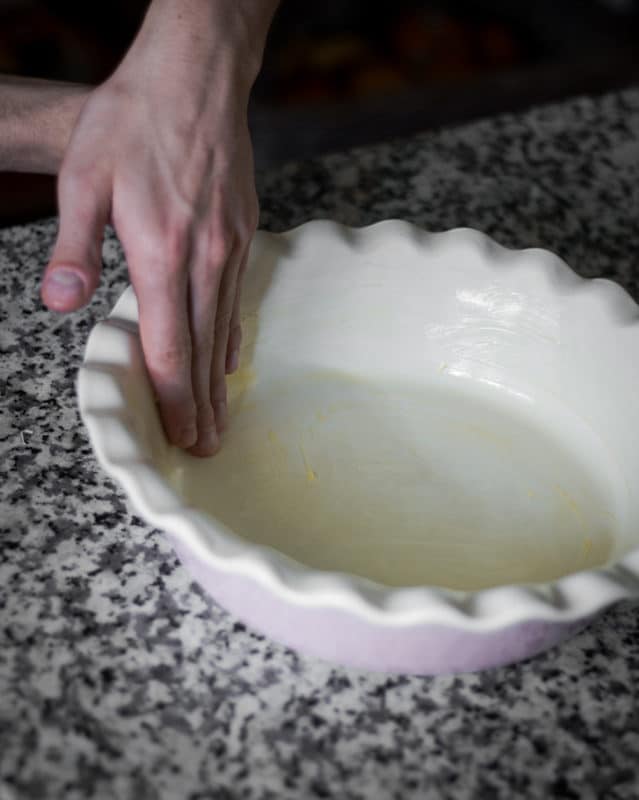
[1,0,639,225]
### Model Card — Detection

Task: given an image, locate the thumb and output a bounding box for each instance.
[41,169,110,312]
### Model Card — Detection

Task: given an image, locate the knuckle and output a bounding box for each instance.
[138,215,193,275]
[58,163,101,197]
[208,229,235,268]
[194,399,216,428]
[210,379,227,404]
[147,341,191,375]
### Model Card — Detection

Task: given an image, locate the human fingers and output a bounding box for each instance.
[224,187,258,376]
[225,246,250,375]
[210,194,258,433]
[41,164,110,311]
[208,241,244,438]
[128,220,197,451]
[186,220,234,457]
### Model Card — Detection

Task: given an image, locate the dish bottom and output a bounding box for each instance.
[167,371,619,592]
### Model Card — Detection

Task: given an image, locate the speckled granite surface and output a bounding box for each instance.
[2,89,639,800]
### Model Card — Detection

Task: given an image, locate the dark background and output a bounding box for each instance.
[1,0,639,226]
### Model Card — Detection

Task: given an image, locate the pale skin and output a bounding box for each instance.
[0,0,280,456]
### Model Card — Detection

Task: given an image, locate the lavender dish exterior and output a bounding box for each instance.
[173,537,594,675]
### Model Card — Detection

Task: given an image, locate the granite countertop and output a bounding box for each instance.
[2,88,639,800]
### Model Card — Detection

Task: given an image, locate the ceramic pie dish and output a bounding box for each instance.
[78,220,639,675]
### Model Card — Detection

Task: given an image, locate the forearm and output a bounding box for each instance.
[0,75,89,174]
[128,0,280,92]
[0,1,278,174]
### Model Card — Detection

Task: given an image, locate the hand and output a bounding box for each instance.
[41,0,277,457]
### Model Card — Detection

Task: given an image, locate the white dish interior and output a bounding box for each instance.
[80,221,639,630]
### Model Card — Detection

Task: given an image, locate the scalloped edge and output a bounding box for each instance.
[77,221,639,631]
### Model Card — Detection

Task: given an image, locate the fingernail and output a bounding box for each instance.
[228,348,240,374]
[215,400,228,432]
[178,424,197,448]
[45,269,84,301]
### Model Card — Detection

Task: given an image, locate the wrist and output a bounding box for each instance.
[130,0,279,91]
